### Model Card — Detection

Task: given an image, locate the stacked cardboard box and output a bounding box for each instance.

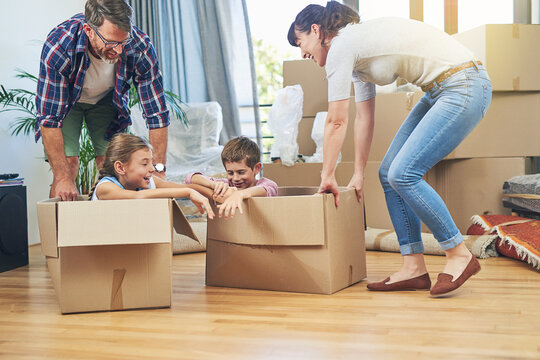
[272,25,540,235]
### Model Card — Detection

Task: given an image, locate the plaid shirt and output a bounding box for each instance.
[35,13,169,142]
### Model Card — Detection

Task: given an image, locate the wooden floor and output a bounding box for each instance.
[1,245,539,360]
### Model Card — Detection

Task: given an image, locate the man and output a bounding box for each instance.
[35,0,169,201]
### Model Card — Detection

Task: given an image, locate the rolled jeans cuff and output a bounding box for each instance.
[399,241,425,255]
[438,231,464,251]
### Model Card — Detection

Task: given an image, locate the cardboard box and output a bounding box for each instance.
[263,162,355,187]
[363,161,393,230]
[206,187,366,294]
[283,59,331,117]
[37,197,199,314]
[453,24,540,91]
[445,91,540,159]
[363,158,535,233]
[426,157,536,233]
[297,93,425,162]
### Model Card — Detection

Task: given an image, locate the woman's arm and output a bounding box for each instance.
[348,98,375,201]
[319,98,350,206]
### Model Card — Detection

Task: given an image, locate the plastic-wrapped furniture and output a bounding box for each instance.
[130,102,225,182]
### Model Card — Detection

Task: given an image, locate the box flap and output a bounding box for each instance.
[208,187,326,246]
[172,199,200,243]
[57,199,172,247]
[36,199,59,258]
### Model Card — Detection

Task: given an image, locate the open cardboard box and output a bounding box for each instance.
[206,187,366,294]
[36,197,199,314]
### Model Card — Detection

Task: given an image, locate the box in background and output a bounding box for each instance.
[206,187,366,294]
[426,157,536,233]
[263,162,355,187]
[37,198,199,314]
[363,157,535,234]
[286,61,540,162]
[453,24,540,91]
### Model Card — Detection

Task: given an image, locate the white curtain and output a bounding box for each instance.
[130,0,261,144]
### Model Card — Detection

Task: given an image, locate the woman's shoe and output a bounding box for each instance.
[367,273,431,291]
[430,256,481,296]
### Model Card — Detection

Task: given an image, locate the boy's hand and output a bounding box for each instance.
[213,186,237,204]
[188,189,215,219]
[217,191,245,219]
[212,181,230,198]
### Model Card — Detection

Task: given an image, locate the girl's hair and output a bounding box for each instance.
[87,133,151,200]
[287,1,360,47]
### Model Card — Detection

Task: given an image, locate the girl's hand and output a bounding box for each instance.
[346,173,364,202]
[212,181,230,198]
[189,189,215,219]
[217,191,244,219]
[318,174,340,207]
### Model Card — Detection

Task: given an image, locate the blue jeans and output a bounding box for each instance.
[378,64,492,255]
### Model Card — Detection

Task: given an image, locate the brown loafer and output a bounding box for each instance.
[430,256,481,296]
[367,273,431,291]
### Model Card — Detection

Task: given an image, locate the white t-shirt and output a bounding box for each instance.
[79,51,116,104]
[326,17,474,102]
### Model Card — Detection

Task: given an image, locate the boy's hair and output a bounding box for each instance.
[88,133,151,200]
[221,136,261,169]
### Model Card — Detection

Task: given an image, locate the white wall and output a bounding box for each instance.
[0,0,86,245]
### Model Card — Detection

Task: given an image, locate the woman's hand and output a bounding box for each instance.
[212,181,230,198]
[347,173,364,202]
[188,189,215,219]
[318,175,340,207]
[217,191,245,219]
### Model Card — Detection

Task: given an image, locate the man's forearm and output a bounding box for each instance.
[149,127,168,165]
[41,126,72,180]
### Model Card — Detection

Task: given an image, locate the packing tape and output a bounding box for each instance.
[111,268,126,310]
[512,24,520,39]
[513,77,520,91]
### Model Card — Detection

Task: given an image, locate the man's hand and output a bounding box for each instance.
[346,173,364,202]
[51,177,79,201]
[217,191,245,219]
[318,175,340,207]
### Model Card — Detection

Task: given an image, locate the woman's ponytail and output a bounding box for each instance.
[288,1,360,47]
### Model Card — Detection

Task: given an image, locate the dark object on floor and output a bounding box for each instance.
[0,185,28,272]
[502,174,540,218]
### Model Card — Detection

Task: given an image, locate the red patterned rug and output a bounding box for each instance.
[469,215,540,271]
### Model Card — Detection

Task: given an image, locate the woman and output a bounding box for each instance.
[288,2,492,296]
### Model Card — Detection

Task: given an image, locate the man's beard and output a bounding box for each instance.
[96,48,120,64]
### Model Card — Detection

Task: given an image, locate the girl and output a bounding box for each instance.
[88,133,215,219]
[288,2,492,296]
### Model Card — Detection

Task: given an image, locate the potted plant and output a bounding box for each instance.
[0,69,188,194]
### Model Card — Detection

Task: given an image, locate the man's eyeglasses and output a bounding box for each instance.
[90,24,132,49]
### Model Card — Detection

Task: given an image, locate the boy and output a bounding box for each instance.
[185,136,278,219]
